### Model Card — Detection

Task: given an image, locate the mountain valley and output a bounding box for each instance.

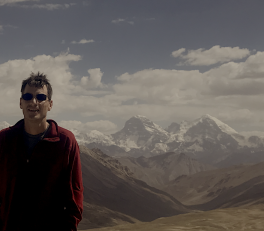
[78,146,189,229]
[82,204,264,231]
[164,161,264,208]
[117,152,215,190]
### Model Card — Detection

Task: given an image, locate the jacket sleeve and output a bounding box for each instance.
[65,138,84,231]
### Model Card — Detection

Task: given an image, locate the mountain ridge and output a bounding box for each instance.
[71,114,264,166]
[1,115,264,166]
[117,151,215,190]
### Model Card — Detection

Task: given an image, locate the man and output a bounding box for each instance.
[0,72,83,231]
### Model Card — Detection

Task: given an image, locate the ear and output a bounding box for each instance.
[20,98,22,109]
[48,100,53,111]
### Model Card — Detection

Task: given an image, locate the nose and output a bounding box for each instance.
[30,97,38,104]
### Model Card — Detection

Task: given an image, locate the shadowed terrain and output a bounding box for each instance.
[78,146,189,229]
[164,161,264,208]
[77,145,264,230]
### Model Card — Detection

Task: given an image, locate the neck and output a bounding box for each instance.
[24,119,49,135]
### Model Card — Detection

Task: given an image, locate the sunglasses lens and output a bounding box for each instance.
[22,93,33,100]
[22,93,47,101]
[36,94,47,101]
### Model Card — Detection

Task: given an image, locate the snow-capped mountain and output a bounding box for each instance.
[165,122,180,134]
[73,129,115,146]
[1,115,263,165]
[168,114,241,153]
[63,114,264,163]
[85,114,264,165]
[112,115,170,153]
[164,114,264,164]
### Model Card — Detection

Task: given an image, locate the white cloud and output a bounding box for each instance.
[0,52,116,126]
[2,47,264,132]
[202,51,264,97]
[0,24,18,34]
[218,109,254,123]
[1,1,75,10]
[0,52,81,117]
[172,45,251,66]
[111,18,134,25]
[58,120,117,134]
[108,50,264,127]
[71,39,94,44]
[19,3,74,10]
[5,24,18,29]
[171,48,185,58]
[0,0,37,6]
[80,68,105,89]
[240,131,264,138]
[112,18,125,24]
[113,69,202,105]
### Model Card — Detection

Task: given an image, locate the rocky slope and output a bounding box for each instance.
[164,161,264,209]
[79,146,189,229]
[112,115,170,155]
[117,152,215,190]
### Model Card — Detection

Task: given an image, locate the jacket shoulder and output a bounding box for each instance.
[0,127,10,134]
[57,126,77,142]
[0,127,11,139]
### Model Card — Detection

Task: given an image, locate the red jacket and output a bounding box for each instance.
[0,119,83,231]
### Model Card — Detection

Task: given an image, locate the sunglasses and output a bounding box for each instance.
[22,93,47,101]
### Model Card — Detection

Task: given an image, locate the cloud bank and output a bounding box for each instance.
[172,45,251,66]
[111,18,134,25]
[0,0,37,6]
[20,3,75,10]
[81,68,105,89]
[1,46,264,131]
[71,39,94,44]
[0,1,75,10]
[58,120,117,134]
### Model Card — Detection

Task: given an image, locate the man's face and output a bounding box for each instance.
[20,84,53,123]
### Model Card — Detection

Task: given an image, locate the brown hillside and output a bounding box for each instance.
[78,146,189,229]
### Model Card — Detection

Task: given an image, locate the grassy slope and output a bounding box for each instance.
[81,204,264,231]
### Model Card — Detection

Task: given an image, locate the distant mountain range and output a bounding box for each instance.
[2,115,264,166]
[72,114,264,166]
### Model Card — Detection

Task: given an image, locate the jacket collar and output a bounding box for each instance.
[11,119,60,142]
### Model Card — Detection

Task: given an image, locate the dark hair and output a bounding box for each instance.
[21,72,53,100]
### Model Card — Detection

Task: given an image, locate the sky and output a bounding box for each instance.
[1,0,264,135]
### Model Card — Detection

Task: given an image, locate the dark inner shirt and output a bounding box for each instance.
[23,123,50,157]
